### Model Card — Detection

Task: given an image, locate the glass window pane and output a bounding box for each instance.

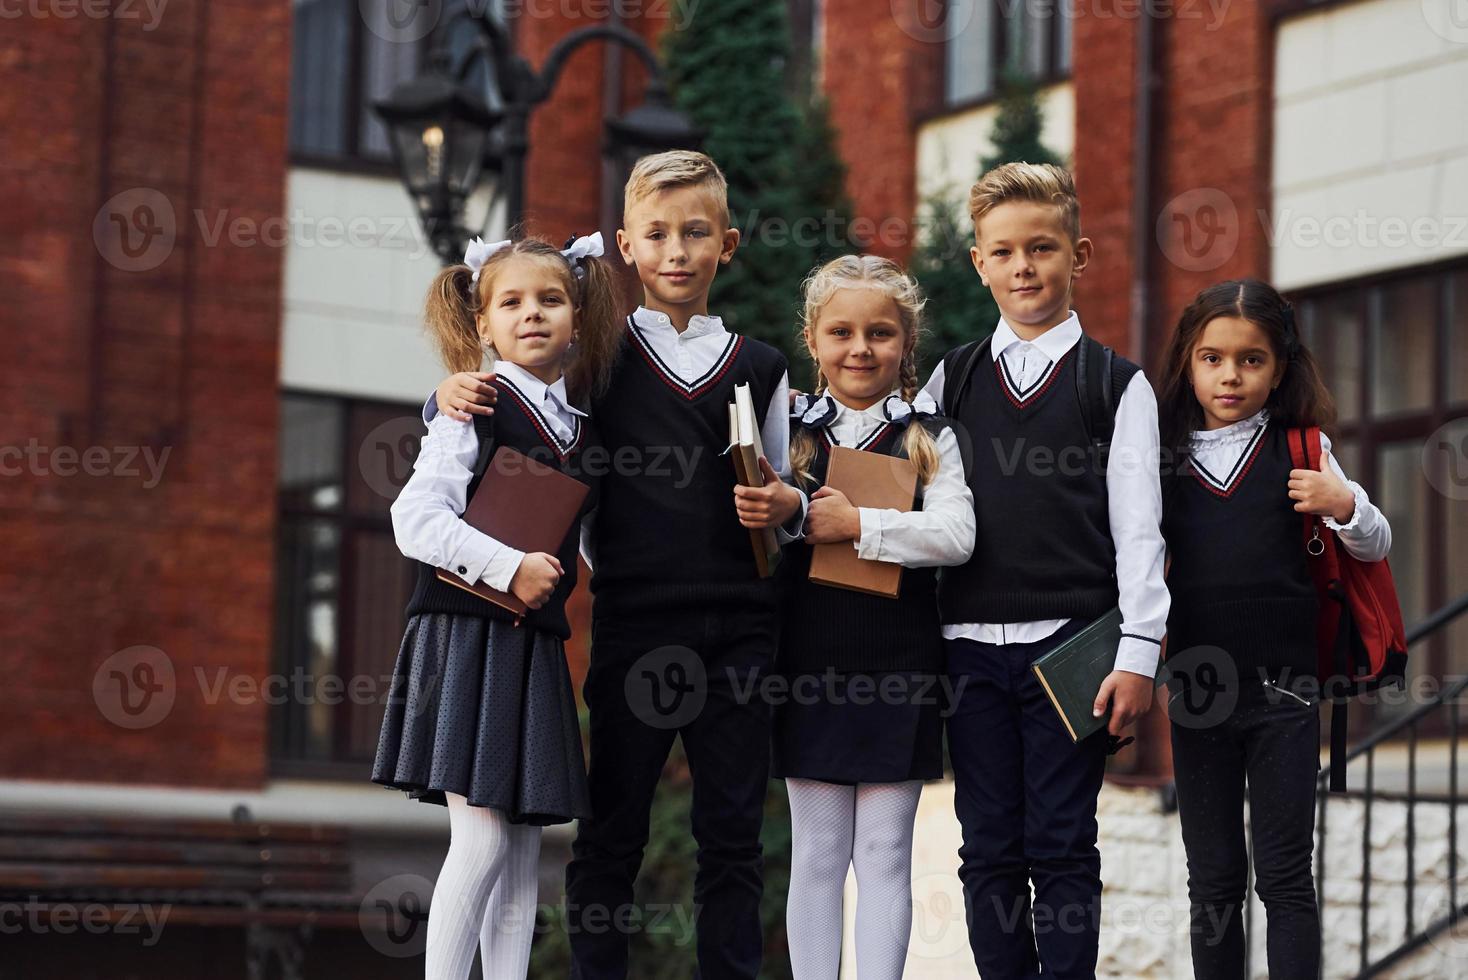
[359,29,421,160]
[289,0,350,157]
[274,517,341,762]
[348,403,424,517]
[1300,292,1363,425]
[345,530,419,761]
[1330,436,1359,481]
[1007,0,1048,79]
[280,395,344,512]
[1371,276,1436,417]
[1450,268,1468,406]
[945,0,995,104]
[1440,419,1468,673]
[1372,441,1429,723]
[1055,0,1073,75]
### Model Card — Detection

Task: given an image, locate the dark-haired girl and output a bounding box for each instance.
[1156,278,1392,980]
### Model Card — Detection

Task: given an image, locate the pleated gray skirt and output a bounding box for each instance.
[371,612,590,826]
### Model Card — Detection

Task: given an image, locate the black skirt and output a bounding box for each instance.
[372,612,590,826]
[771,670,945,784]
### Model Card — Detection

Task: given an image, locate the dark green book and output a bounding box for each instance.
[1030,608,1125,742]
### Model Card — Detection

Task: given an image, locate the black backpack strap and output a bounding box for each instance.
[940,335,992,421]
[1075,335,1141,469]
[940,336,990,481]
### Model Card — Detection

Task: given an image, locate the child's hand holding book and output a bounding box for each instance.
[803,486,859,544]
[733,456,802,530]
[509,553,563,610]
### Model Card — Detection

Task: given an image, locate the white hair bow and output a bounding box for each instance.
[464,237,511,283]
[560,231,604,279]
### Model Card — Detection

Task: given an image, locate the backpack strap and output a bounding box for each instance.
[941,335,991,421]
[940,336,989,480]
[1075,335,1141,469]
[1291,424,1353,793]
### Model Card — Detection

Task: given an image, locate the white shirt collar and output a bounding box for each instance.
[632,305,726,339]
[989,311,1082,364]
[1190,408,1269,446]
[831,392,897,423]
[493,360,587,418]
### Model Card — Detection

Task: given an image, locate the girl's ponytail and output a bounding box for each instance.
[565,253,624,404]
[425,264,485,375]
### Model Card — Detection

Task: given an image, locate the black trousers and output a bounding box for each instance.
[565,606,774,980]
[1171,685,1322,980]
[945,618,1110,980]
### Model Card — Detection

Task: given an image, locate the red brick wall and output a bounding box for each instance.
[0,2,289,788]
[1070,0,1144,356]
[1149,0,1274,342]
[1071,1,1274,368]
[821,1,936,262]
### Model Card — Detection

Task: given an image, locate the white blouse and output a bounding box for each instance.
[802,390,976,568]
[390,361,587,592]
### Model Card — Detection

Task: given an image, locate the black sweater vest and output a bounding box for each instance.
[1162,422,1318,680]
[404,378,600,640]
[588,322,789,616]
[778,420,946,675]
[937,343,1121,624]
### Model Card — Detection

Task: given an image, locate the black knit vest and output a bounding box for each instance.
[403,377,600,640]
[588,320,789,616]
[937,342,1121,624]
[778,419,948,675]
[1162,421,1318,680]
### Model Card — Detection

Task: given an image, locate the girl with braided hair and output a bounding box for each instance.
[776,254,975,979]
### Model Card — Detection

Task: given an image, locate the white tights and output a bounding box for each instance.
[785,778,924,980]
[425,793,541,980]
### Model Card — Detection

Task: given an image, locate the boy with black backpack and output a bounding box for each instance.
[923,162,1170,979]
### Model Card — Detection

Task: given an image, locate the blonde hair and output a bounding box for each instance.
[622,150,731,228]
[423,237,623,402]
[792,254,942,487]
[968,161,1080,243]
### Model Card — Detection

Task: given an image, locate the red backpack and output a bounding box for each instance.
[1287,426,1408,791]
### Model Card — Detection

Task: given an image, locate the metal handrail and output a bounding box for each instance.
[1304,591,1468,978]
[1315,590,1468,783]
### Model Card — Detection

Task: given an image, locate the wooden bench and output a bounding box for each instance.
[0,811,361,929]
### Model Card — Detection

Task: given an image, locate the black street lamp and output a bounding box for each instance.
[375,11,701,265]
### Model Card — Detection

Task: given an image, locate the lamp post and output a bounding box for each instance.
[375,10,701,265]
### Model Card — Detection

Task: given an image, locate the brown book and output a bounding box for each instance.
[808,445,917,598]
[435,445,589,621]
[728,384,781,578]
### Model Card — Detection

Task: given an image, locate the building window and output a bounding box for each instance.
[944,0,1072,108]
[1296,259,1468,725]
[289,0,505,167]
[273,392,424,775]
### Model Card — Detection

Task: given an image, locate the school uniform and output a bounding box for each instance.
[923,312,1170,980]
[565,308,801,980]
[773,391,975,785]
[1163,407,1389,980]
[373,361,599,826]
